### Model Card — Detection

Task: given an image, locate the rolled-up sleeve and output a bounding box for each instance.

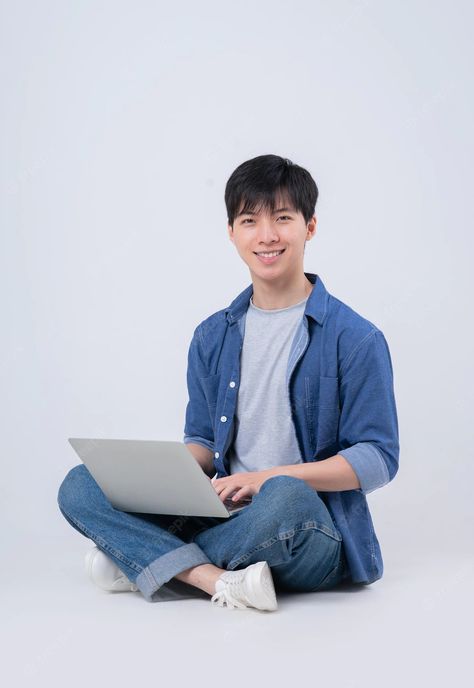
[337,329,400,495]
[182,326,215,453]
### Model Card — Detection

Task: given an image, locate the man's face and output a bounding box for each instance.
[227,196,316,281]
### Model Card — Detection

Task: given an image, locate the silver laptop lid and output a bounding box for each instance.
[67,438,234,518]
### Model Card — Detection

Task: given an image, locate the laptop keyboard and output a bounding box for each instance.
[224,496,253,513]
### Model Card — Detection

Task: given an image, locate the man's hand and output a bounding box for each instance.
[211,469,276,503]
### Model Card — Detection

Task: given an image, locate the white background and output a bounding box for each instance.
[1,1,472,686]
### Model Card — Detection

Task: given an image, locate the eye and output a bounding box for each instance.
[241,215,292,224]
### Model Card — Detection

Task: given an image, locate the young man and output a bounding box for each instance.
[58,154,399,612]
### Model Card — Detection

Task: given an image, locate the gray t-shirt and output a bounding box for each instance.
[228,293,309,474]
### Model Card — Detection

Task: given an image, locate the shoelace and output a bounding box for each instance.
[114,573,138,592]
[211,573,249,609]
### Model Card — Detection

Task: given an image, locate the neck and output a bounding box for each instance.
[250,271,314,310]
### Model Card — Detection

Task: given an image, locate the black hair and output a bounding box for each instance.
[225,154,319,228]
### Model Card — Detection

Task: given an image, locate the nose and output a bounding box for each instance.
[256,219,280,244]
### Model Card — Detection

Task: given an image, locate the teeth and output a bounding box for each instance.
[256,250,283,257]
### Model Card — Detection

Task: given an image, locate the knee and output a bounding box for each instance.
[57,464,91,514]
[260,474,311,503]
[258,474,322,522]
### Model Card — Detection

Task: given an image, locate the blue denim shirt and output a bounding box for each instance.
[183,272,400,584]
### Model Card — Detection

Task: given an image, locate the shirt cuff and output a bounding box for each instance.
[338,442,390,495]
[183,435,215,453]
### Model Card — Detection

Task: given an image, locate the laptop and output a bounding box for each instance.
[67,438,252,518]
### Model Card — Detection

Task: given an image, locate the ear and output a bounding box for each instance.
[227,223,235,244]
[306,215,317,241]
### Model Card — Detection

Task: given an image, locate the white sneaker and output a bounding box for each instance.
[211,561,278,611]
[84,546,138,592]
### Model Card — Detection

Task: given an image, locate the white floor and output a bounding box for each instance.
[2,526,471,688]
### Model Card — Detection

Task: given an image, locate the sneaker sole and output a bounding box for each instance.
[84,546,137,592]
[85,547,114,591]
[246,561,278,611]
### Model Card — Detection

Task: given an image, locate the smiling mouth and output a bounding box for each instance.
[253,249,286,257]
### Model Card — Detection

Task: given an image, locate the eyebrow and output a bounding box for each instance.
[236,207,295,218]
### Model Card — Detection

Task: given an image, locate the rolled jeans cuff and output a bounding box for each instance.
[135,542,212,602]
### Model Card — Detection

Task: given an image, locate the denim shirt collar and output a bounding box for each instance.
[224,271,330,326]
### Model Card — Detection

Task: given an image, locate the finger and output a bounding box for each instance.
[231,486,252,501]
[219,486,238,502]
[213,481,233,496]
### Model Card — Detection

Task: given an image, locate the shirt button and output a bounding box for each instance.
[229,381,236,388]
[215,451,219,458]
[220,415,227,423]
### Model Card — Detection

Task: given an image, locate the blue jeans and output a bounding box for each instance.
[57,464,351,602]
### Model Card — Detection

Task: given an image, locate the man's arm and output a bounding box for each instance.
[182,324,217,478]
[266,454,361,491]
[185,442,215,477]
[267,328,399,494]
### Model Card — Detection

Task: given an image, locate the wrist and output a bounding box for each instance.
[265,465,293,478]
